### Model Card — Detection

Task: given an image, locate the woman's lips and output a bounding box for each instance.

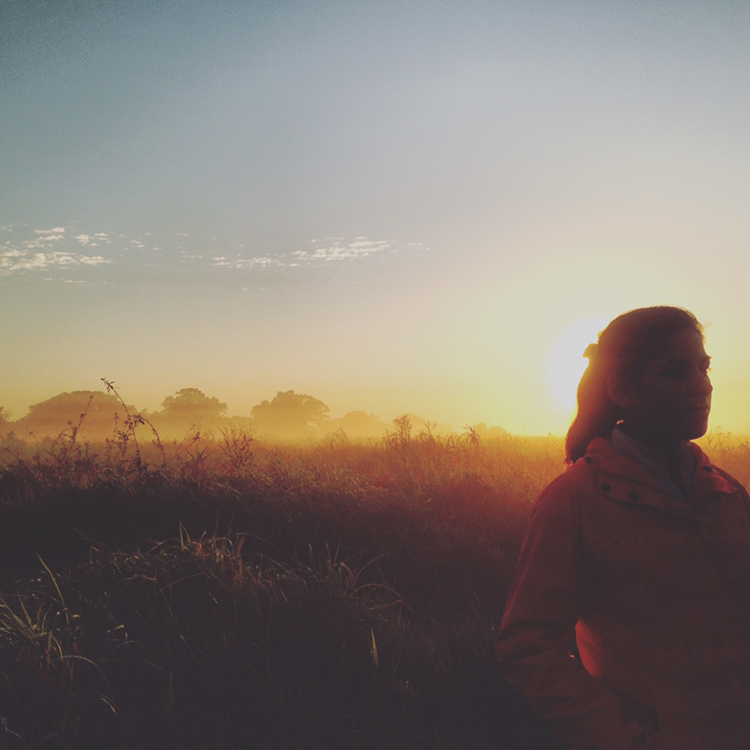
[685,406,710,415]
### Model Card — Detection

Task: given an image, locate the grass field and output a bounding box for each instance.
[0,416,745,749]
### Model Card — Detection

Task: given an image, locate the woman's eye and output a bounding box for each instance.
[662,363,710,379]
[662,367,687,379]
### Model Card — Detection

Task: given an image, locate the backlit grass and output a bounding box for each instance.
[1,412,741,749]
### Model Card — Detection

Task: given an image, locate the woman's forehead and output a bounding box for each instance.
[653,328,708,361]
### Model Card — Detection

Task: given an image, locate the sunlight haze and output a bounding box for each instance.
[2,0,750,436]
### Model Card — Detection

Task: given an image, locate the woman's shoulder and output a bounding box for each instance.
[689,442,750,498]
[533,436,641,518]
[534,449,601,511]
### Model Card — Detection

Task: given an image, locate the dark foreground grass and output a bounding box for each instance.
[0,424,587,749]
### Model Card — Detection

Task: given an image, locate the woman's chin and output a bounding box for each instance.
[683,415,710,440]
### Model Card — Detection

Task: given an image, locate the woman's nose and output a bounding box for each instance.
[695,370,713,397]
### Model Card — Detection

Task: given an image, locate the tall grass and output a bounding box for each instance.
[5,415,743,748]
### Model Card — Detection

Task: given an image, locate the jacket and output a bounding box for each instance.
[496,437,750,750]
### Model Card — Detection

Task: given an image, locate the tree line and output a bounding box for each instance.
[0,388,400,442]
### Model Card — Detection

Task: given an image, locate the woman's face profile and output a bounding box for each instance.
[618,328,713,444]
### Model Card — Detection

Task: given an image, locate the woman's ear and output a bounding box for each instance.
[607,375,634,408]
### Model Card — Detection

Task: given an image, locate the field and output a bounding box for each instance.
[0,418,747,750]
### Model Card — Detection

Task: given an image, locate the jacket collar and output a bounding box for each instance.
[611,426,694,500]
[578,437,736,520]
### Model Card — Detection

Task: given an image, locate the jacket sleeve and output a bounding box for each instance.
[496,478,663,750]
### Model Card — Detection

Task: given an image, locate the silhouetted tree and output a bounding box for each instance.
[471,422,508,439]
[160,389,227,423]
[13,391,134,438]
[392,414,412,442]
[327,411,388,438]
[251,391,330,436]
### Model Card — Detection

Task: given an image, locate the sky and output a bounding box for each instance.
[2,0,750,436]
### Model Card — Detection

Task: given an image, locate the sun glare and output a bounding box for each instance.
[547,317,609,413]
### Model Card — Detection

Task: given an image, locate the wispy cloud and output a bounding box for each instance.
[1,225,113,278]
[211,256,280,269]
[204,235,405,271]
[0,249,110,274]
[0,224,426,283]
[33,233,65,242]
[292,238,392,262]
[73,232,110,246]
[34,227,66,234]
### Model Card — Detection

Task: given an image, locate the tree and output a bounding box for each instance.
[14,391,135,438]
[160,388,227,423]
[327,411,388,438]
[251,391,330,436]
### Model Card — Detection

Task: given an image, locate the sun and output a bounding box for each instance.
[547,317,610,413]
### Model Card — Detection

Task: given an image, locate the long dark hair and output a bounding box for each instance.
[565,306,704,463]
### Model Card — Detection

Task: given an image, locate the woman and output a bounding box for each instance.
[496,306,750,750]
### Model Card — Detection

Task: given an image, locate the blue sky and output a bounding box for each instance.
[3,0,750,434]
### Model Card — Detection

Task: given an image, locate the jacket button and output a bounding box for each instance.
[629,491,639,501]
[601,483,611,492]
[704,466,713,472]
[585,457,593,464]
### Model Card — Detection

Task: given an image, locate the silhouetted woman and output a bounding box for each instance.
[496,306,750,750]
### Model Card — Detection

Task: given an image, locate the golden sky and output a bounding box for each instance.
[2,1,749,436]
